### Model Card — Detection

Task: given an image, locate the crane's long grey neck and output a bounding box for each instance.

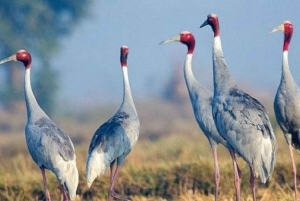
[184,54,200,93]
[24,69,47,122]
[121,67,137,113]
[213,36,237,94]
[281,51,294,83]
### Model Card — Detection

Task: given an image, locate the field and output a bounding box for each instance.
[0,99,299,201]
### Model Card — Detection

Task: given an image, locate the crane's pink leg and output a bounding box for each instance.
[41,168,51,201]
[249,166,256,201]
[289,144,298,201]
[212,147,220,201]
[107,164,115,201]
[60,184,69,201]
[107,165,129,201]
[229,150,241,201]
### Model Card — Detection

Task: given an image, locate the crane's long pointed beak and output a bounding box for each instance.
[200,20,209,28]
[159,35,180,45]
[270,24,284,34]
[0,55,17,65]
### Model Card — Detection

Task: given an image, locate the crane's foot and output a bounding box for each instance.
[108,190,130,201]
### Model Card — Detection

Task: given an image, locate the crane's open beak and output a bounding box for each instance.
[200,20,209,28]
[159,35,180,45]
[0,55,17,65]
[270,24,284,34]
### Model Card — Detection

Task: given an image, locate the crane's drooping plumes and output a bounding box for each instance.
[86,46,140,201]
[201,13,277,201]
[160,31,230,201]
[271,20,299,201]
[0,50,79,201]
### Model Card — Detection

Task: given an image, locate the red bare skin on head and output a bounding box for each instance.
[16,50,32,69]
[207,15,220,37]
[283,22,293,51]
[180,32,195,54]
[120,46,129,67]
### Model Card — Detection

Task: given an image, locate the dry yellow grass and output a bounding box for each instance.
[0,100,299,201]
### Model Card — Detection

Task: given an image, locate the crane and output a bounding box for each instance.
[0,50,79,201]
[160,31,234,200]
[86,46,140,201]
[271,20,299,201]
[200,13,277,201]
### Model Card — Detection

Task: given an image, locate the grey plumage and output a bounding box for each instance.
[275,73,300,148]
[86,46,139,201]
[160,31,228,201]
[272,20,299,201]
[190,81,228,148]
[87,110,138,172]
[213,87,276,181]
[88,111,131,155]
[0,50,79,201]
[26,116,78,198]
[201,13,277,201]
[26,117,75,166]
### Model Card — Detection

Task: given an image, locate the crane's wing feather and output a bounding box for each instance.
[34,117,75,161]
[213,88,276,162]
[25,117,75,169]
[88,111,131,158]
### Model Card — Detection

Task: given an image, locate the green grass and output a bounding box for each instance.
[0,100,299,201]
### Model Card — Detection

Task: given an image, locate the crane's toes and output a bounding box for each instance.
[109,190,130,201]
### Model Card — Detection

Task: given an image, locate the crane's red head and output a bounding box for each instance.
[0,49,32,69]
[160,31,195,54]
[200,13,220,37]
[270,21,293,51]
[120,46,129,67]
[16,50,32,68]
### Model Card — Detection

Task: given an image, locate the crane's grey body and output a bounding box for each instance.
[0,49,81,201]
[213,87,276,181]
[25,117,76,172]
[86,59,140,189]
[24,67,78,200]
[212,36,277,183]
[87,105,139,173]
[272,21,299,201]
[274,51,300,149]
[160,32,229,201]
[184,54,228,149]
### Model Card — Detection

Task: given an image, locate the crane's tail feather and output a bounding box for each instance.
[256,138,277,183]
[86,151,108,188]
[56,159,79,200]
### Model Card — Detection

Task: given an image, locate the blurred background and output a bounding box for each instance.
[0,1,299,200]
[0,1,299,113]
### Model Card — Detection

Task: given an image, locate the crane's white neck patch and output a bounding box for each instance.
[214,36,222,49]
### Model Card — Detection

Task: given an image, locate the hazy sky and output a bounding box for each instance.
[53,1,300,107]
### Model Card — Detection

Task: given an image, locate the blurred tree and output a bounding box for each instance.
[33,60,59,115]
[162,64,188,104]
[0,0,91,115]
